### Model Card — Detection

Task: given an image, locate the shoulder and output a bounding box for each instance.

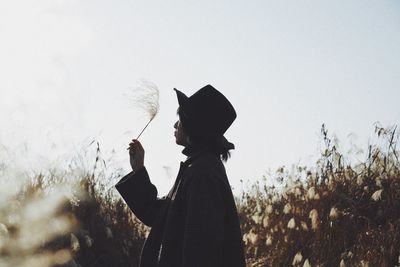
[183,152,228,190]
[188,152,224,176]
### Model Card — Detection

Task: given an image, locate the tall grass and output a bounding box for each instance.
[240,124,400,266]
[0,142,148,267]
[0,124,399,267]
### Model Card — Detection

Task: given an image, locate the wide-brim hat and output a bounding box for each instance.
[174,84,236,141]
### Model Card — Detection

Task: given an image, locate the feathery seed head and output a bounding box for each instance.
[129,80,160,121]
[265,204,273,214]
[371,189,383,201]
[288,218,296,229]
[292,252,303,265]
[301,221,309,231]
[356,175,363,186]
[266,235,273,246]
[309,209,319,230]
[303,259,311,267]
[283,203,292,214]
[329,207,339,220]
[307,187,316,200]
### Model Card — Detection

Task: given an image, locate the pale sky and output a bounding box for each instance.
[1,0,399,195]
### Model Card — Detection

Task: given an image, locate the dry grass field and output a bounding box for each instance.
[0,124,399,267]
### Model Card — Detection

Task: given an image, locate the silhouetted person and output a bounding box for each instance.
[115,85,246,267]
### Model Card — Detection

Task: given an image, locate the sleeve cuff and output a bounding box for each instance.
[115,167,149,194]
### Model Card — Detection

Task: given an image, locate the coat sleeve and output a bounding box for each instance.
[182,173,225,267]
[115,167,166,227]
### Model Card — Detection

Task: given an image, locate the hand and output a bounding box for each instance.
[127,139,145,172]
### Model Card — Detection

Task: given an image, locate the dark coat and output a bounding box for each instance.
[115,149,246,267]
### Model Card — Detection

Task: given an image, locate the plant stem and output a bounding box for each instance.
[136,118,153,140]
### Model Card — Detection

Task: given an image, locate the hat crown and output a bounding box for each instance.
[175,85,236,138]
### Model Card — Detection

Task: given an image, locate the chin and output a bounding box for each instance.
[175,139,185,146]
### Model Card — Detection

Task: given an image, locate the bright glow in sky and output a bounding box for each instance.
[1,0,399,195]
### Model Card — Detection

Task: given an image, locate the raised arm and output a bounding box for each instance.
[115,167,166,226]
[115,139,165,226]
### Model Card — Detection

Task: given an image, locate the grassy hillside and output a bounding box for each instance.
[240,124,400,266]
[0,125,398,267]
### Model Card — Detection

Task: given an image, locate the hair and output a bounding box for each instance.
[187,135,232,162]
[177,107,232,162]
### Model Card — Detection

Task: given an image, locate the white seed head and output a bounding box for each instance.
[357,176,363,185]
[84,235,93,248]
[303,259,311,267]
[256,203,262,213]
[294,187,302,197]
[70,233,80,252]
[307,187,316,200]
[272,195,280,203]
[328,179,334,190]
[265,204,273,214]
[283,203,292,214]
[263,216,270,227]
[329,207,339,220]
[287,218,296,229]
[292,252,303,265]
[248,231,258,245]
[301,221,309,231]
[266,235,273,246]
[309,209,319,230]
[251,214,262,225]
[243,230,258,245]
[371,189,383,201]
[282,192,289,200]
[129,80,160,120]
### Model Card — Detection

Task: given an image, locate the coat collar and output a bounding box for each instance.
[180,145,222,172]
[182,145,219,161]
[181,146,201,167]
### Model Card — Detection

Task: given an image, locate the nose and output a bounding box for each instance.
[174,121,178,129]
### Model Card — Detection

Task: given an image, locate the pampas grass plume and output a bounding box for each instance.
[287,218,296,229]
[128,80,160,139]
[309,209,319,230]
[292,252,303,265]
[371,189,383,201]
[329,207,339,220]
[283,203,292,214]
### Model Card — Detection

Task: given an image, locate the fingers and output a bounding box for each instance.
[127,139,143,152]
[127,139,145,171]
[128,139,140,149]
